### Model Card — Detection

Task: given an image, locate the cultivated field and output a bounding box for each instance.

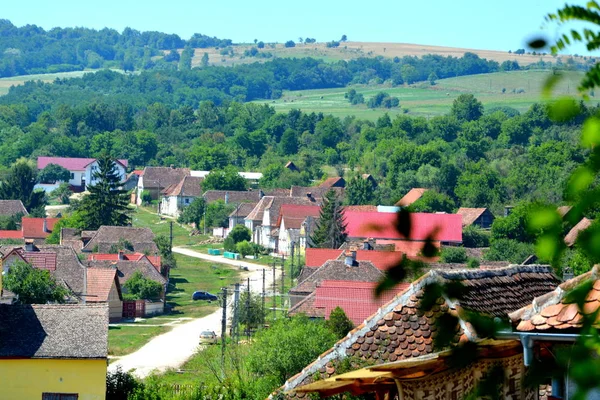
[0,70,96,95]
[254,70,600,119]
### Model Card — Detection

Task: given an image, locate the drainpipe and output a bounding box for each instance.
[496,331,580,366]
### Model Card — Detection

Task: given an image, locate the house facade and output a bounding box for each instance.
[136,166,191,205]
[0,304,108,400]
[37,156,127,191]
[457,207,495,229]
[276,204,321,255]
[160,176,203,217]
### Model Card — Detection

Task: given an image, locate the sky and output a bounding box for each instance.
[1,0,593,54]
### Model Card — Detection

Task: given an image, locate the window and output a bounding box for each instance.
[42,394,78,400]
[70,173,74,179]
[185,198,190,204]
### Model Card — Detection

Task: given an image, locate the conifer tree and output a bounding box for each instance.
[80,154,130,229]
[310,189,347,248]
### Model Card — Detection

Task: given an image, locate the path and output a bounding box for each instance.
[108,247,279,378]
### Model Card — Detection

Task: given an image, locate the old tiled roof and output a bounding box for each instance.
[163,176,203,197]
[456,208,488,227]
[86,267,121,303]
[319,177,346,188]
[306,248,422,270]
[82,226,158,254]
[0,200,28,217]
[264,188,292,197]
[289,280,410,325]
[0,304,108,359]
[37,245,87,297]
[228,202,258,219]
[343,205,378,212]
[11,248,57,271]
[88,253,161,270]
[246,196,317,225]
[290,186,343,201]
[375,239,440,256]
[289,260,384,296]
[22,217,60,239]
[395,188,429,207]
[278,205,321,230]
[344,211,462,242]
[557,206,573,218]
[141,166,190,188]
[510,265,600,332]
[0,230,23,239]
[282,265,561,394]
[297,266,319,283]
[88,258,167,286]
[38,156,127,171]
[202,190,262,204]
[564,217,593,247]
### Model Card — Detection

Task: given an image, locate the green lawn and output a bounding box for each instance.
[109,325,170,356]
[132,206,210,247]
[254,70,600,119]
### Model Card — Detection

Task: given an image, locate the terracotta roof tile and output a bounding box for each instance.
[228,202,258,218]
[395,188,428,207]
[456,208,489,227]
[141,166,190,188]
[22,217,59,239]
[88,253,161,271]
[564,217,593,247]
[86,267,120,302]
[88,258,167,286]
[319,177,346,188]
[163,176,203,197]
[278,204,321,230]
[0,230,23,239]
[82,226,158,254]
[305,249,343,267]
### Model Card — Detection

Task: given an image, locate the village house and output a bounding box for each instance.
[395,188,429,207]
[564,217,593,247]
[85,267,123,321]
[37,156,128,192]
[203,189,262,205]
[136,166,190,205]
[60,228,97,253]
[160,175,203,217]
[276,204,321,255]
[81,226,159,255]
[88,251,161,272]
[22,217,60,244]
[456,207,496,229]
[285,161,300,173]
[282,265,560,400]
[0,303,108,399]
[228,202,259,230]
[319,176,346,189]
[0,200,28,219]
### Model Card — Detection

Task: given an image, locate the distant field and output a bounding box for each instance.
[254,70,600,119]
[0,69,119,96]
[190,41,590,68]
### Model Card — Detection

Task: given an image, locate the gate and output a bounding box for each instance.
[123,300,146,318]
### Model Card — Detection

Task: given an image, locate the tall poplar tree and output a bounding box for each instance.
[80,154,130,229]
[310,189,347,248]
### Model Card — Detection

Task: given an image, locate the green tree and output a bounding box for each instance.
[462,225,491,248]
[79,154,131,230]
[201,52,209,67]
[247,315,337,384]
[484,239,534,264]
[280,128,299,155]
[325,306,354,340]
[310,189,347,248]
[439,247,467,263]
[229,224,251,244]
[202,166,248,191]
[490,201,548,243]
[345,176,375,205]
[177,197,206,228]
[206,199,235,228]
[236,240,253,257]
[3,261,69,304]
[238,291,266,332]
[123,271,162,300]
[407,190,455,213]
[450,94,484,121]
[428,71,439,85]
[0,160,46,214]
[38,163,71,183]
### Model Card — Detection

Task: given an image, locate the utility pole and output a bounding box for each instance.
[245,277,250,340]
[232,283,240,344]
[169,221,173,249]
[220,287,227,370]
[262,269,266,325]
[272,260,276,320]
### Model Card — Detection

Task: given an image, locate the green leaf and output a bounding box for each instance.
[548,97,580,122]
[535,234,559,262]
[542,73,564,98]
[567,167,595,198]
[582,117,600,147]
[528,208,561,231]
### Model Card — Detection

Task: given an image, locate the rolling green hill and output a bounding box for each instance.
[254,70,599,119]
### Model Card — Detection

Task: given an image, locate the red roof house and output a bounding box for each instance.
[37,157,128,170]
[88,252,162,272]
[22,217,60,242]
[344,211,462,243]
[305,248,343,267]
[395,188,429,207]
[319,177,346,189]
[0,230,24,239]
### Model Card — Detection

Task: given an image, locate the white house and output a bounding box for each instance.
[159,176,203,217]
[37,157,128,191]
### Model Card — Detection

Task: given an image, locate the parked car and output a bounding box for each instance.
[199,330,218,345]
[192,291,218,301]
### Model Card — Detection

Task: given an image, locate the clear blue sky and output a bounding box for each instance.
[1,0,592,53]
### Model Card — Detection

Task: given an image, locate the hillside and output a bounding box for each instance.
[191,41,592,68]
[254,70,599,119]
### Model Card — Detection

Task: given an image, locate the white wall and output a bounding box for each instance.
[85,161,126,190]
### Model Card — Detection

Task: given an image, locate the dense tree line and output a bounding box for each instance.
[0,19,232,77]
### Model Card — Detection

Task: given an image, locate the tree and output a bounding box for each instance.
[247,315,337,384]
[462,225,490,248]
[236,240,253,257]
[345,176,375,205]
[38,163,71,183]
[238,291,266,332]
[79,154,131,230]
[450,94,483,121]
[0,160,46,214]
[202,166,248,191]
[123,271,162,300]
[201,52,209,67]
[341,34,347,42]
[280,128,299,155]
[257,41,265,49]
[3,261,69,304]
[428,71,439,85]
[284,40,296,48]
[439,247,467,263]
[325,306,354,339]
[310,189,347,248]
[177,197,205,228]
[228,224,251,244]
[205,200,235,228]
[407,190,455,213]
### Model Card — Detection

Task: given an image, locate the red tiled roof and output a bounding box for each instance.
[313,280,410,325]
[132,170,143,176]
[375,239,440,257]
[37,156,127,171]
[306,248,427,270]
[0,230,23,239]
[565,217,593,247]
[305,248,343,267]
[88,253,161,271]
[319,177,345,188]
[22,218,60,239]
[278,204,321,230]
[395,188,428,207]
[86,267,120,303]
[344,211,462,242]
[7,248,58,271]
[343,205,378,212]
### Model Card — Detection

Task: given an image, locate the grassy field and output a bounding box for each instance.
[254,70,600,119]
[132,206,210,247]
[109,325,170,356]
[0,70,97,95]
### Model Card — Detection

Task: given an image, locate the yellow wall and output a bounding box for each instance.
[0,358,106,400]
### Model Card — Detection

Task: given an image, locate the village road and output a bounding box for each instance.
[108,247,279,378]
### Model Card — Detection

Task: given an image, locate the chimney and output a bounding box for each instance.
[118,250,124,260]
[25,240,34,252]
[225,192,229,204]
[344,249,357,267]
[42,218,48,233]
[362,240,371,250]
[306,192,313,202]
[562,267,574,282]
[259,189,265,199]
[170,164,175,169]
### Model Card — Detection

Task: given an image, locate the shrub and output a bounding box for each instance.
[236,240,253,257]
[228,224,251,244]
[223,237,236,252]
[467,257,480,269]
[123,271,162,300]
[141,190,152,205]
[284,40,295,48]
[484,239,534,264]
[106,366,141,400]
[462,226,491,248]
[440,247,467,263]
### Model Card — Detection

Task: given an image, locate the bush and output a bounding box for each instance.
[223,237,236,252]
[440,247,467,263]
[484,239,534,264]
[106,366,140,400]
[141,190,152,205]
[462,225,491,248]
[236,240,253,257]
[284,40,295,48]
[123,271,162,300]
[228,224,251,244]
[467,257,480,269]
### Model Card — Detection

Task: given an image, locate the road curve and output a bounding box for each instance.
[108,247,278,378]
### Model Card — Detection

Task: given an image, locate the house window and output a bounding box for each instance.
[42,393,79,400]
[185,198,190,204]
[70,173,74,179]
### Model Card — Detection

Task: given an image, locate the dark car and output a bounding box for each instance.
[192,291,218,301]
